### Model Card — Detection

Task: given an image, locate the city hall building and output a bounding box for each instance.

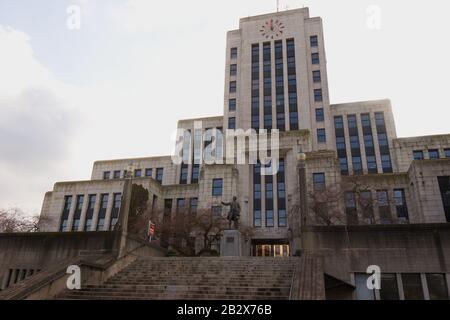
[2,8,450,300]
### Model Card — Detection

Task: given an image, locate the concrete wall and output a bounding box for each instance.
[0,231,119,290]
[303,224,450,283]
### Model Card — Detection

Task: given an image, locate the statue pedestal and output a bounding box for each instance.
[220,229,242,257]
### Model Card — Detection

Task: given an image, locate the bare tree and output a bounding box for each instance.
[0,208,51,233]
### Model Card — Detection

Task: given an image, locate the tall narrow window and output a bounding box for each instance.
[96,194,109,231]
[179,164,188,184]
[229,99,236,112]
[191,164,200,184]
[376,190,391,224]
[311,53,320,64]
[228,117,236,130]
[84,194,96,231]
[72,195,84,232]
[103,171,110,180]
[60,195,72,232]
[275,40,285,131]
[394,189,409,223]
[230,64,237,76]
[212,179,223,196]
[263,42,272,130]
[361,113,377,173]
[230,47,237,59]
[314,89,323,102]
[251,44,260,130]
[375,112,393,173]
[317,128,326,143]
[315,108,324,122]
[265,174,274,227]
[229,81,236,93]
[348,115,362,175]
[277,158,287,227]
[401,274,424,300]
[253,163,262,227]
[312,70,321,83]
[445,148,450,158]
[189,198,198,215]
[287,39,298,130]
[380,274,399,300]
[156,168,164,183]
[334,116,348,175]
[345,192,358,225]
[110,193,121,230]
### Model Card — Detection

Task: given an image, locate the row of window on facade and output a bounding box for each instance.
[252,159,288,228]
[59,193,122,232]
[334,112,393,175]
[228,36,324,134]
[355,272,449,300]
[103,168,164,183]
[413,148,450,160]
[312,172,410,224]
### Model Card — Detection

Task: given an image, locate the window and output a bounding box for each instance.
[189,198,198,214]
[230,47,237,59]
[229,99,236,112]
[103,171,110,180]
[367,156,377,174]
[179,164,188,184]
[413,150,424,160]
[228,117,236,130]
[156,168,164,183]
[191,164,200,184]
[312,70,321,83]
[360,191,374,223]
[145,168,152,177]
[380,273,399,300]
[345,192,358,225]
[426,274,449,300]
[230,64,237,76]
[60,196,72,232]
[266,210,274,227]
[352,156,362,174]
[254,210,262,227]
[278,209,287,227]
[229,81,236,93]
[113,170,121,179]
[315,108,324,122]
[313,173,325,191]
[361,113,371,128]
[84,195,96,231]
[334,116,344,129]
[310,35,318,47]
[72,195,84,232]
[401,274,424,300]
[428,149,439,159]
[134,169,142,178]
[375,112,385,126]
[394,189,409,223]
[314,89,323,102]
[317,128,326,143]
[377,190,391,224]
[177,198,186,211]
[311,53,320,64]
[110,193,121,230]
[96,194,109,231]
[445,149,450,158]
[212,178,223,196]
[381,155,393,173]
[212,206,222,217]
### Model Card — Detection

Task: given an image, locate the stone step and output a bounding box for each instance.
[59,291,288,300]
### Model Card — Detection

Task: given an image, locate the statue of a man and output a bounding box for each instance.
[221,196,241,229]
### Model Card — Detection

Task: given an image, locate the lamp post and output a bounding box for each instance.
[296,150,307,253]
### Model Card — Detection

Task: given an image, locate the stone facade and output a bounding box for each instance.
[38,8,450,264]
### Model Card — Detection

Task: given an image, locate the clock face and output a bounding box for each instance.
[260,19,285,39]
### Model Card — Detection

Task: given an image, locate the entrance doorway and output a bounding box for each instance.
[251,240,290,257]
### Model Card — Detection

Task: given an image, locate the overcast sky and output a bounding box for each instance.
[0,0,449,213]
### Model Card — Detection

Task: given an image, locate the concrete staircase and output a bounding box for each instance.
[58,257,298,300]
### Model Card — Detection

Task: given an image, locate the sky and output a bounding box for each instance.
[0,0,449,214]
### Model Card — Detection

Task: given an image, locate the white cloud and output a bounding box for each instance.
[0,25,80,213]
